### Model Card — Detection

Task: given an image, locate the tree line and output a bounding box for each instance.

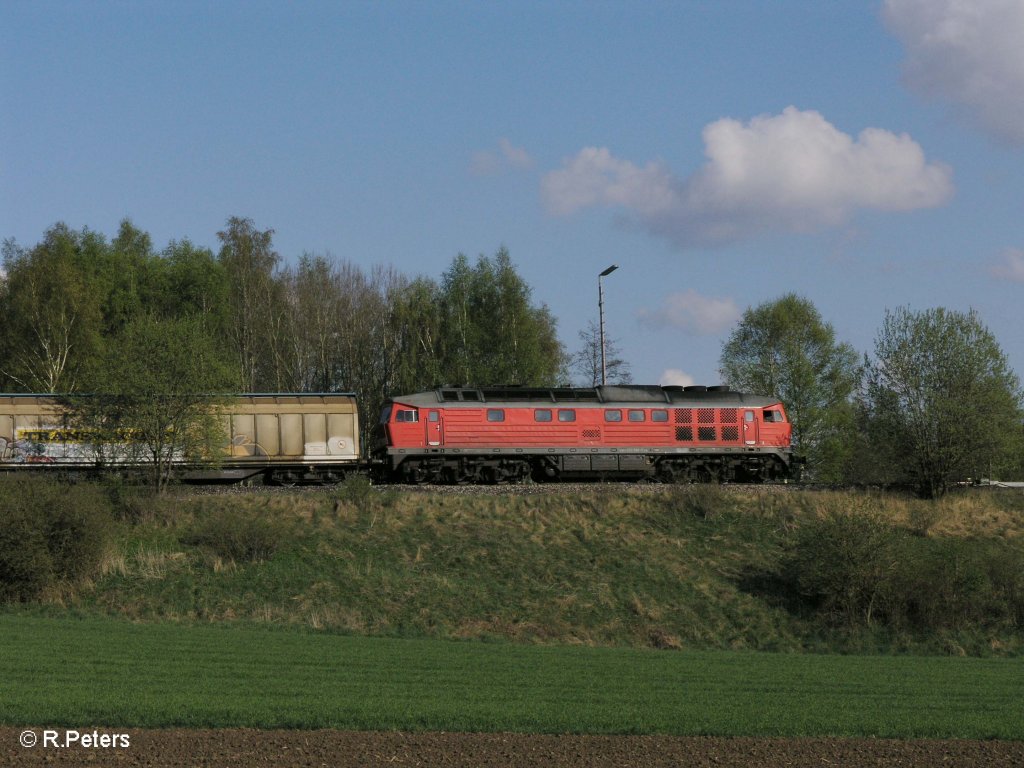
[2,218,1021,497]
[0,218,566,452]
[720,294,1024,496]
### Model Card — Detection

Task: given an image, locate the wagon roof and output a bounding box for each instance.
[393,385,781,408]
[0,392,358,409]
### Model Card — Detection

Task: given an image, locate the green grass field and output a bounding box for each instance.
[1,614,1021,739]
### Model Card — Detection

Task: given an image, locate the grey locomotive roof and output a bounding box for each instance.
[393,385,780,408]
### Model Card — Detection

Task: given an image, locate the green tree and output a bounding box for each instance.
[99,218,154,335]
[158,239,232,330]
[862,307,1022,498]
[217,217,280,391]
[67,315,238,492]
[719,294,859,481]
[0,225,106,392]
[384,274,443,396]
[436,248,565,386]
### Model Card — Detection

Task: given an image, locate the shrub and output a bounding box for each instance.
[0,475,114,601]
[100,478,169,524]
[650,486,729,534]
[786,510,903,627]
[897,539,1024,632]
[181,508,287,563]
[332,473,374,507]
[785,506,1024,635]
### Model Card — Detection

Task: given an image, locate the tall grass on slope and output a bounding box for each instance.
[74,485,804,651]
[8,480,1024,655]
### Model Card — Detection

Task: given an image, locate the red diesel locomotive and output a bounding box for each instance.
[376,384,796,484]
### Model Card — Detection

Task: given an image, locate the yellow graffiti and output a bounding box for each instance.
[15,427,145,443]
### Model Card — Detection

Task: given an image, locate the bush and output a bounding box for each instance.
[897,539,1024,632]
[100,478,168,524]
[785,507,1024,635]
[0,475,114,602]
[787,510,902,627]
[333,473,374,507]
[181,508,287,563]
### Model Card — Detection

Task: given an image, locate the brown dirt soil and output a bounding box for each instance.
[4,728,1024,767]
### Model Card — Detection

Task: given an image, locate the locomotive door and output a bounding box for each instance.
[743,410,758,445]
[427,410,443,446]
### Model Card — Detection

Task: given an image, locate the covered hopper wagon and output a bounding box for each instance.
[0,393,360,484]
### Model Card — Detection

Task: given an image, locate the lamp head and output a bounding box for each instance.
[599,264,619,277]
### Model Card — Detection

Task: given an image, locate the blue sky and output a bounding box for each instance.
[3,1,1023,387]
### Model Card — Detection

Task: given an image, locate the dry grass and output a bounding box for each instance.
[928,492,1024,539]
[101,547,190,579]
[53,484,1024,654]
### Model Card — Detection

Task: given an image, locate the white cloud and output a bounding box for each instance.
[883,0,1024,145]
[637,290,740,335]
[990,247,1024,282]
[471,138,534,175]
[659,369,696,388]
[540,147,676,216]
[541,107,953,249]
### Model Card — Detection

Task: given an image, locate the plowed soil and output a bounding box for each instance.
[5,728,1024,767]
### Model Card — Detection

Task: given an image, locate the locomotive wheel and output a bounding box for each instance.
[531,458,559,483]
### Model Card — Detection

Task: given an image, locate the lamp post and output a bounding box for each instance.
[598,264,618,386]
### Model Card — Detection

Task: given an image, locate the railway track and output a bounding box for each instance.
[184,479,805,497]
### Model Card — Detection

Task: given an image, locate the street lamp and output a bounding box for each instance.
[598,264,619,386]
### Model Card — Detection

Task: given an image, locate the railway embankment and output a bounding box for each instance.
[2,474,1024,656]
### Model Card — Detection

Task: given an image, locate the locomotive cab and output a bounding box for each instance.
[758,405,791,447]
[387,403,423,448]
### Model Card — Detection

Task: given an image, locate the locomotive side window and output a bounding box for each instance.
[487,409,505,422]
[534,409,552,422]
[628,410,645,422]
[651,409,668,422]
[396,409,418,423]
[763,409,784,423]
[558,409,576,422]
[605,409,622,422]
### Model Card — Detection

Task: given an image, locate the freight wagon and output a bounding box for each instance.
[0,394,360,484]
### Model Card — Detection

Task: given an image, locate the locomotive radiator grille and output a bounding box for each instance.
[675,427,693,441]
[674,408,692,423]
